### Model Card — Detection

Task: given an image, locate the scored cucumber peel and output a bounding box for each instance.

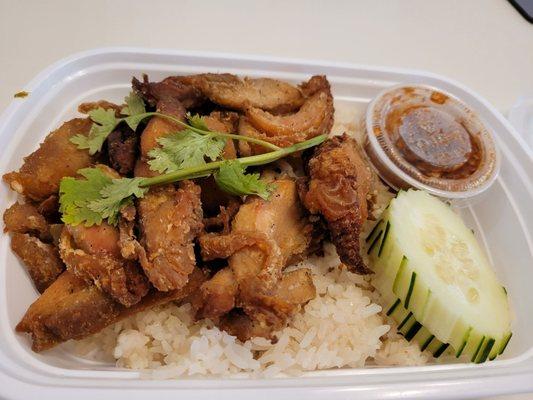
[366,189,512,363]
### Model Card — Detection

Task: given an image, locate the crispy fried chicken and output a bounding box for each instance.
[302,133,373,274]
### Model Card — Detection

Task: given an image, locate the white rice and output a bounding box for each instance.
[74,244,430,377]
[72,101,430,377]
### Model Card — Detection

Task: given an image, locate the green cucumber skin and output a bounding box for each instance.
[499,332,513,355]
[367,230,383,255]
[404,272,417,309]
[455,327,472,358]
[365,220,383,243]
[392,257,408,294]
[404,321,422,341]
[386,299,401,316]
[420,335,435,352]
[397,312,413,331]
[476,338,496,363]
[378,221,391,257]
[366,193,512,364]
[471,337,486,362]
[433,343,450,358]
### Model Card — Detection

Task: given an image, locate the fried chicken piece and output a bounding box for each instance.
[134,96,187,178]
[11,233,64,293]
[197,179,315,339]
[137,181,203,291]
[3,202,50,241]
[219,309,274,342]
[199,231,275,262]
[244,75,333,143]
[132,74,205,110]
[237,117,308,156]
[3,118,94,201]
[4,201,64,292]
[178,73,304,114]
[239,268,315,334]
[37,195,60,221]
[231,179,312,284]
[59,223,149,307]
[106,126,138,176]
[195,267,238,319]
[302,133,373,274]
[219,269,315,341]
[203,111,239,160]
[140,99,185,158]
[202,201,240,234]
[118,205,139,260]
[16,268,207,352]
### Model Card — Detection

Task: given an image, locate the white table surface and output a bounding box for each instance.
[0,0,532,399]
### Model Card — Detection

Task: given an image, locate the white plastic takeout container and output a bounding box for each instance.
[0,48,531,400]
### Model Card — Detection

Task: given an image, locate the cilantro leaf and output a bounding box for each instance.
[59,167,147,226]
[59,168,113,226]
[147,130,226,173]
[124,113,150,131]
[69,133,92,150]
[122,91,150,130]
[213,160,274,199]
[70,108,120,155]
[121,92,146,116]
[71,92,148,155]
[187,113,210,131]
[88,177,148,226]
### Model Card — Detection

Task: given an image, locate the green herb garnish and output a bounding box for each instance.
[214,160,273,200]
[61,135,326,226]
[71,92,280,155]
[148,130,226,173]
[65,90,327,226]
[59,168,148,227]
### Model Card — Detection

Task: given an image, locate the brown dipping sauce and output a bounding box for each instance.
[385,104,483,179]
[365,85,498,194]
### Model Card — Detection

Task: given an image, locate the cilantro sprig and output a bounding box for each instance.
[70,92,280,155]
[148,130,226,174]
[59,168,148,226]
[60,135,326,226]
[64,90,327,226]
[71,93,148,155]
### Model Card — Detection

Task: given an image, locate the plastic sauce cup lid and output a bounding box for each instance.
[364,85,500,201]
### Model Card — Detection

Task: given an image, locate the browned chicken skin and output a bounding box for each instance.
[245,76,334,139]
[132,74,205,110]
[3,202,51,241]
[137,181,203,291]
[59,223,150,307]
[3,202,64,292]
[219,269,315,342]
[177,73,304,114]
[3,118,94,201]
[196,267,238,319]
[238,76,334,156]
[197,178,315,339]
[134,95,186,179]
[302,133,373,274]
[17,268,207,352]
[11,233,64,293]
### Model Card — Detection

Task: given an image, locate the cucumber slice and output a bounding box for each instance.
[367,189,512,362]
